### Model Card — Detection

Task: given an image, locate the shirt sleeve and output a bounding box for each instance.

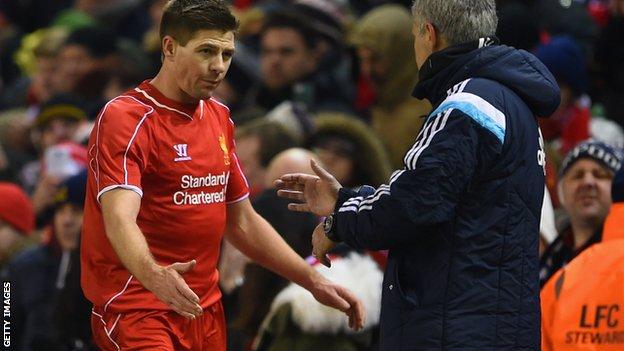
[225,117,250,204]
[91,99,153,202]
[333,109,483,250]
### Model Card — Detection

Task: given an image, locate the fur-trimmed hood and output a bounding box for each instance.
[308,113,392,187]
[261,252,383,335]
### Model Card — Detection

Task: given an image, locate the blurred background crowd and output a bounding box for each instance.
[0,0,623,350]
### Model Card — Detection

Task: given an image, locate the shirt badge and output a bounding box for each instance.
[219,135,230,166]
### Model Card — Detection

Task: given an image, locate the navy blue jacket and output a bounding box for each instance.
[332,42,560,350]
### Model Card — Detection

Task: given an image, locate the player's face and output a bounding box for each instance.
[173,29,235,100]
[561,159,614,226]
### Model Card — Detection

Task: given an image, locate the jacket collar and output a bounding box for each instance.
[412,36,499,106]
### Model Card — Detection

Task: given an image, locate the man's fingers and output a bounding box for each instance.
[173,276,202,315]
[170,260,196,274]
[326,289,351,312]
[348,306,364,331]
[313,249,331,267]
[287,203,311,212]
[174,277,200,304]
[172,288,202,316]
[310,159,334,181]
[279,173,320,185]
[276,189,305,201]
[347,309,355,329]
[169,301,196,319]
[334,286,365,330]
[320,254,332,268]
[275,179,306,192]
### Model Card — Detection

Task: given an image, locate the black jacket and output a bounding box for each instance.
[332,39,560,350]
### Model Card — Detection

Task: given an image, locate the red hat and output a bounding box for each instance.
[0,183,35,235]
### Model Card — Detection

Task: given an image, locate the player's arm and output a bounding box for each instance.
[223,198,365,331]
[100,188,202,319]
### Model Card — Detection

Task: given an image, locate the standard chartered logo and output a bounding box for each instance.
[174,172,229,205]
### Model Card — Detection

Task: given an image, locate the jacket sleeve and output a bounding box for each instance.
[333,109,480,250]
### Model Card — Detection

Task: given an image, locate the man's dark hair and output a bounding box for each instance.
[159,0,238,46]
[261,10,321,49]
[65,26,118,58]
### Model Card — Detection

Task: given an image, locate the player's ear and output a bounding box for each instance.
[162,35,177,60]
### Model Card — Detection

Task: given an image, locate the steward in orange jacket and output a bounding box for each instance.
[541,168,624,351]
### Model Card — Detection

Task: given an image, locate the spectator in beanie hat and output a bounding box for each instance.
[25,94,88,221]
[0,182,35,267]
[33,94,87,152]
[539,139,622,286]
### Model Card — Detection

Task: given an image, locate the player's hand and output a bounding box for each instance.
[309,276,366,331]
[145,260,203,319]
[275,159,341,216]
[311,223,336,267]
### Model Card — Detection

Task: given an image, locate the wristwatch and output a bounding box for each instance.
[323,214,342,242]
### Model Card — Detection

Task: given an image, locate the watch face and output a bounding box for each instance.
[323,215,334,234]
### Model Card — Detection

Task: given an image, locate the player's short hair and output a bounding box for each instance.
[159,0,239,46]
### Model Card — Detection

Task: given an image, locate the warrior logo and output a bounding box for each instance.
[173,144,192,162]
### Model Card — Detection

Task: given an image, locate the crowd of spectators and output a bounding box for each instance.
[0,0,623,350]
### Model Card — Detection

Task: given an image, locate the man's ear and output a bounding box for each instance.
[162,35,177,60]
[425,22,448,51]
[424,22,437,52]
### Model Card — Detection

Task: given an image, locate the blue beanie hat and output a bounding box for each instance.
[54,170,87,208]
[535,35,587,95]
[560,139,623,177]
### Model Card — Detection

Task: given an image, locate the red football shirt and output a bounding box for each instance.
[81,81,249,313]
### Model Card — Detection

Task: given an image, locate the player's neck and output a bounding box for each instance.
[150,70,199,105]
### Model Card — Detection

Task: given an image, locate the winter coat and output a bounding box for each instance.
[309,113,393,187]
[331,39,560,350]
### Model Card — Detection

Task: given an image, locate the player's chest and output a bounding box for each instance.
[146,117,231,183]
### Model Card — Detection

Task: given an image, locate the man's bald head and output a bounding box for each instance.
[265,148,319,188]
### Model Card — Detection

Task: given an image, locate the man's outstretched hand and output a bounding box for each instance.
[277,160,364,330]
[310,275,366,331]
[143,260,203,319]
[275,160,341,217]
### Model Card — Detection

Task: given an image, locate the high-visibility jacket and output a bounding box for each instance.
[541,203,624,351]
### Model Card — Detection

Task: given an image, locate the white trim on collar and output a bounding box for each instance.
[134,87,194,120]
